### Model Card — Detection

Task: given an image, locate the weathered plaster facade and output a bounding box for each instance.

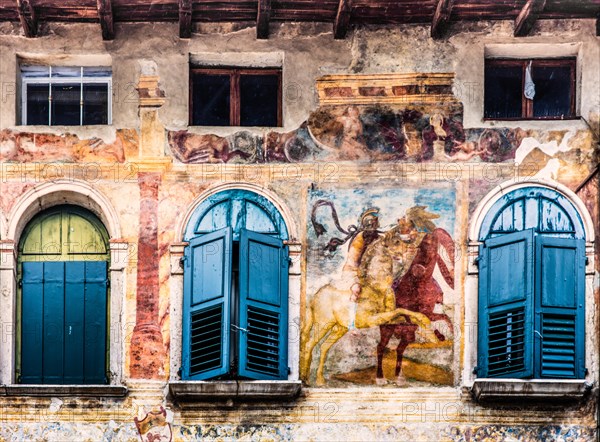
[0,18,598,441]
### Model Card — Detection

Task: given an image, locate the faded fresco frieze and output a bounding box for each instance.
[0,129,138,163]
[167,105,594,167]
[301,186,456,387]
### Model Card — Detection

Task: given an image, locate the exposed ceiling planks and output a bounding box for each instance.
[514,0,547,36]
[0,0,597,39]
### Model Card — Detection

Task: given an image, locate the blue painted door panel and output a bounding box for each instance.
[21,261,107,384]
[182,227,232,380]
[478,229,535,378]
[238,229,288,380]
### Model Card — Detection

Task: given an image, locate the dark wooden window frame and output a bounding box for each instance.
[484,58,577,121]
[189,67,282,127]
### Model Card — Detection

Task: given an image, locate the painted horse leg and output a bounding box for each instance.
[395,326,417,384]
[315,325,348,386]
[377,325,395,381]
[301,319,336,382]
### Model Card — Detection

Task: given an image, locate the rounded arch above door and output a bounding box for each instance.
[19,204,110,262]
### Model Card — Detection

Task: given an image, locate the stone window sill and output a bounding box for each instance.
[2,385,128,397]
[470,379,592,403]
[169,380,302,404]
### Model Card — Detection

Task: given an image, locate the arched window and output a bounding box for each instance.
[182,190,289,381]
[18,205,110,384]
[477,186,586,379]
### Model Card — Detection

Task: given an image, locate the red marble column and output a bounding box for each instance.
[129,172,166,379]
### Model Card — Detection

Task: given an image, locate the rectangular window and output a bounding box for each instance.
[21,66,112,125]
[484,58,576,120]
[190,67,282,127]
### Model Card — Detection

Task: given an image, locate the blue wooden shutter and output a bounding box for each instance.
[22,261,107,384]
[478,229,535,378]
[182,227,232,380]
[535,237,585,379]
[238,229,288,380]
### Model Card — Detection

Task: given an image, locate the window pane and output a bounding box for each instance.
[240,74,279,126]
[484,64,523,119]
[21,65,50,78]
[51,66,81,78]
[51,84,81,125]
[192,73,230,126]
[26,84,50,125]
[532,65,573,118]
[83,84,109,125]
[82,67,112,77]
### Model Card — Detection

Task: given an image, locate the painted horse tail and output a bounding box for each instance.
[433,228,455,289]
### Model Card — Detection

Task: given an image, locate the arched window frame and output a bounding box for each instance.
[464,179,596,395]
[169,183,302,390]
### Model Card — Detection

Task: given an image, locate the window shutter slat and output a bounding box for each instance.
[238,229,288,380]
[478,229,535,378]
[182,227,232,380]
[535,237,585,379]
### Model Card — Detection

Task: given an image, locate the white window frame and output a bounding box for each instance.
[21,66,112,126]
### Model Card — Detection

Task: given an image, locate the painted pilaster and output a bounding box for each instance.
[130,173,166,379]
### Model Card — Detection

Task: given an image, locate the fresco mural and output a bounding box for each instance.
[0,129,137,162]
[301,187,456,387]
[168,105,592,166]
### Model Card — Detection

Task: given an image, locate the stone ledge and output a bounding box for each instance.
[470,379,592,403]
[2,385,129,397]
[169,380,302,403]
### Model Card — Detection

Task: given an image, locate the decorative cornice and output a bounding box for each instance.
[316,73,457,106]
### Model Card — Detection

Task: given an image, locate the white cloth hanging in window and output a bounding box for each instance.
[524,60,536,100]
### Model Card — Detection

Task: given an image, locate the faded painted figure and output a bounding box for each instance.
[377,206,455,384]
[301,216,433,386]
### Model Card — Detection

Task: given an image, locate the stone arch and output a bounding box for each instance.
[7,179,122,243]
[469,178,595,243]
[176,182,298,243]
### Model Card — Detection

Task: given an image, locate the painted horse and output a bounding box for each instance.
[300,223,432,386]
[376,227,455,383]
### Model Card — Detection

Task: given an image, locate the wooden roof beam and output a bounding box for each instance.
[97,0,114,40]
[179,0,192,38]
[257,0,271,39]
[333,0,352,39]
[15,0,37,38]
[514,0,547,37]
[431,0,454,39]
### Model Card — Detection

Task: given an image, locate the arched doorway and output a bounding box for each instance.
[181,189,290,381]
[18,205,110,384]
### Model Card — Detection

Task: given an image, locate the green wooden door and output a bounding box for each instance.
[18,205,110,384]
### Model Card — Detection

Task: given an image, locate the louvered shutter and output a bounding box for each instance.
[238,229,288,380]
[535,237,585,379]
[478,229,534,378]
[182,227,232,380]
